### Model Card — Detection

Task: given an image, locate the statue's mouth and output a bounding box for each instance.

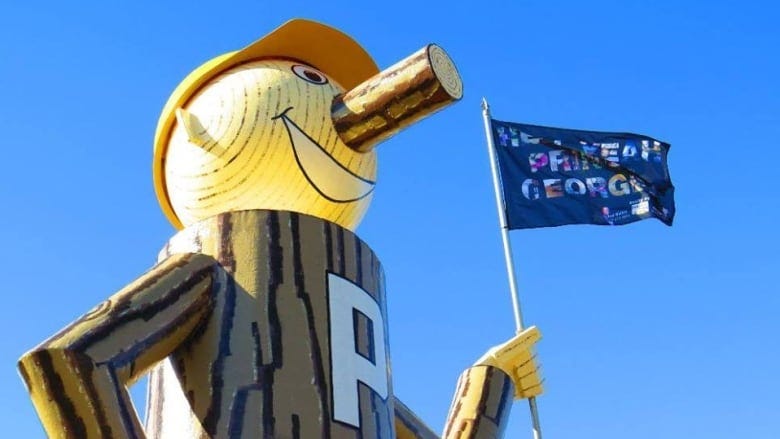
[273,107,375,203]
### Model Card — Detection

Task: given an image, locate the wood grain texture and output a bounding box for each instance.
[164,60,377,231]
[146,209,394,438]
[19,209,517,439]
[332,44,462,152]
[18,253,219,439]
[442,366,514,439]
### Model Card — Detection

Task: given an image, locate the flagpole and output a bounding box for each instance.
[481,98,543,439]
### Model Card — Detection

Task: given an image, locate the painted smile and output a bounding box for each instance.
[274,107,376,203]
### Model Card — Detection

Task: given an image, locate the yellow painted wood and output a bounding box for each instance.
[15,17,523,439]
[146,210,393,438]
[18,218,533,439]
[442,366,514,439]
[154,19,379,229]
[162,59,378,231]
[175,108,208,147]
[475,326,544,399]
[332,44,463,152]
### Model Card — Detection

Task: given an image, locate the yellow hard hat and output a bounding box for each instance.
[153,18,380,229]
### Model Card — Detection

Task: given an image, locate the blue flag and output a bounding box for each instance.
[491,119,675,229]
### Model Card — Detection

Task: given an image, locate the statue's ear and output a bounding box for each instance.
[175,108,209,147]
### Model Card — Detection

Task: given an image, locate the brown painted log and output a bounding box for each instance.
[18,253,219,439]
[19,208,519,439]
[146,209,394,438]
[332,44,463,152]
[442,366,514,439]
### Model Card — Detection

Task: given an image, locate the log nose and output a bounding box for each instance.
[331,44,463,152]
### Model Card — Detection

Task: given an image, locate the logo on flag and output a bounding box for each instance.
[491,119,675,229]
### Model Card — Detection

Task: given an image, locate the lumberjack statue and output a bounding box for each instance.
[19,19,543,439]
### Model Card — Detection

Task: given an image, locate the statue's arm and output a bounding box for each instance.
[18,252,219,439]
[393,327,542,439]
[442,327,543,439]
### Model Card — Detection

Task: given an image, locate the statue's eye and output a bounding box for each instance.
[292,65,329,85]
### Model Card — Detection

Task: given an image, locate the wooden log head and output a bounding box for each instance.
[153,19,462,232]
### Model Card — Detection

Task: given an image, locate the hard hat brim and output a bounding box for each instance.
[153,19,379,229]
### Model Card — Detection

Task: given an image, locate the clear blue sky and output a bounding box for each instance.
[2,1,778,437]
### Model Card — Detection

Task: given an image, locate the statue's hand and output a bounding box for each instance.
[475,326,543,400]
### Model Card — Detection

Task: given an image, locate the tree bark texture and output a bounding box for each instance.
[145,209,394,438]
[442,366,514,439]
[332,44,463,152]
[18,253,219,439]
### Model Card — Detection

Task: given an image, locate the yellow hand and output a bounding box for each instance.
[475,326,543,400]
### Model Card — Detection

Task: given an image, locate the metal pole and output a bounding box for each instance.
[481,98,542,439]
[481,98,524,331]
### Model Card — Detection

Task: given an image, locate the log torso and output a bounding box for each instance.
[145,209,394,438]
